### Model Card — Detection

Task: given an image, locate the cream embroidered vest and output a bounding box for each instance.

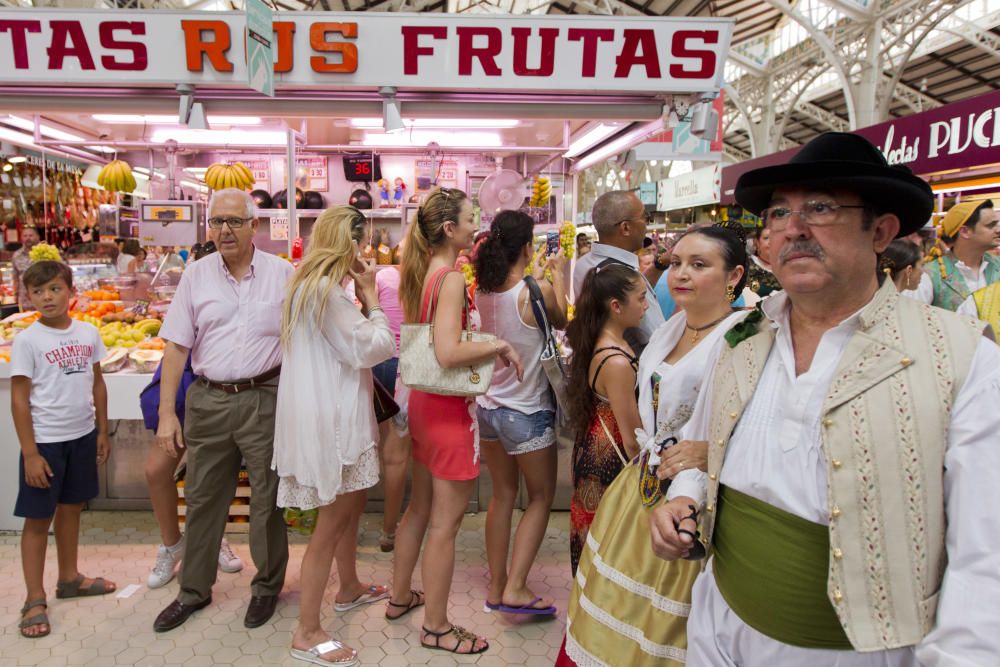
[701,281,980,651]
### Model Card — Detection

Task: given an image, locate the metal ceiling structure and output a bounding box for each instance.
[2,0,998,164]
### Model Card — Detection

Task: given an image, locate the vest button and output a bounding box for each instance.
[831,506,842,519]
[717,439,725,447]
[901,357,913,367]
[832,459,843,469]
[706,504,715,512]
[709,473,718,481]
[730,412,738,419]
[833,589,843,603]
[833,548,843,560]
[823,419,833,428]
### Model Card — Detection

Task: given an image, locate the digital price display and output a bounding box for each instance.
[342,154,382,182]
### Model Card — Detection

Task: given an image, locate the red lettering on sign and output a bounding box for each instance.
[401,26,447,75]
[48,21,95,70]
[511,27,558,77]
[669,30,718,79]
[615,29,660,78]
[181,20,234,72]
[99,22,147,71]
[566,28,614,78]
[0,20,41,70]
[456,27,502,77]
[310,22,358,73]
[273,21,295,73]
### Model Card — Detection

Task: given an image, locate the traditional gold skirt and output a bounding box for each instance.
[566,463,700,666]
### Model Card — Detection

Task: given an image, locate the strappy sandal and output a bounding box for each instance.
[384,589,424,620]
[676,505,707,561]
[55,574,116,599]
[420,624,489,655]
[19,599,50,639]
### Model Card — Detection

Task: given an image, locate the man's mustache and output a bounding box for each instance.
[778,240,825,265]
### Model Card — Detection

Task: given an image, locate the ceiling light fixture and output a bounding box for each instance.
[3,115,87,142]
[571,119,665,172]
[361,130,502,148]
[380,86,406,134]
[149,128,288,146]
[564,122,628,159]
[350,118,520,129]
[2,163,12,172]
[91,114,263,125]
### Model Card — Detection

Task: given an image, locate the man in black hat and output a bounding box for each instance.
[649,132,1000,665]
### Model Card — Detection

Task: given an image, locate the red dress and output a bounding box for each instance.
[409,267,481,481]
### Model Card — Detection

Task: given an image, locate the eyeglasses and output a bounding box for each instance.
[617,211,652,227]
[761,201,866,231]
[207,216,253,230]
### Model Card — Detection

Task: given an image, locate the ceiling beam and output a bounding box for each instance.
[793,101,849,132]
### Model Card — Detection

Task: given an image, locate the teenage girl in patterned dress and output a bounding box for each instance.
[564,263,648,575]
[389,188,523,655]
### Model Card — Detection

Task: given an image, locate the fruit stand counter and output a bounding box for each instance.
[0,365,153,531]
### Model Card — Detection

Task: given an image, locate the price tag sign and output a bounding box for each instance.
[270,216,289,241]
[132,299,150,316]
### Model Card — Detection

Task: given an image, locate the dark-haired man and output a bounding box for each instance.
[918,199,999,310]
[12,226,41,311]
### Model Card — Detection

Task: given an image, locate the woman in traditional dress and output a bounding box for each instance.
[747,225,781,299]
[564,263,648,576]
[878,239,923,293]
[273,206,396,667]
[562,225,749,667]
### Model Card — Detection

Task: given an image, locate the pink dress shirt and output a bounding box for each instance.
[159,249,293,382]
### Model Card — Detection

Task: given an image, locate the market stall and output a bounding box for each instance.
[0,8,733,523]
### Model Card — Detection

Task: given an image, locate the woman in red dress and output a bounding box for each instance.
[387,188,523,656]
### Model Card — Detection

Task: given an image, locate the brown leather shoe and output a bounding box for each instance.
[244,594,278,629]
[153,597,211,633]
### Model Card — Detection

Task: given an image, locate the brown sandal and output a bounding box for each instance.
[19,599,50,638]
[56,574,116,599]
[384,590,424,620]
[420,624,488,654]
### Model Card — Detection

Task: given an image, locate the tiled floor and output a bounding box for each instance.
[0,511,570,666]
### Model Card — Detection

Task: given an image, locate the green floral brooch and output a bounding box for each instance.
[725,306,765,348]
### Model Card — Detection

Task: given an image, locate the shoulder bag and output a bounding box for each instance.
[524,276,575,448]
[399,269,495,397]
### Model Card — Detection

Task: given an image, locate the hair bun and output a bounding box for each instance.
[713,219,748,247]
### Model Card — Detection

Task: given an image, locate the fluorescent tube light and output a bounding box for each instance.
[571,119,665,172]
[362,130,502,148]
[4,115,87,142]
[350,118,520,129]
[564,122,628,159]
[149,128,287,146]
[93,114,262,125]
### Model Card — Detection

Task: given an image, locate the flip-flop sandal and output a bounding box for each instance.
[420,624,489,655]
[494,597,557,616]
[334,584,389,612]
[384,589,425,620]
[56,574,116,599]
[19,599,50,639]
[290,638,358,666]
[483,600,502,612]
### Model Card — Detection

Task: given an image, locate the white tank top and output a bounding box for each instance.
[476,279,553,413]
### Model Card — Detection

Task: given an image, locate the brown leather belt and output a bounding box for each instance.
[200,365,281,394]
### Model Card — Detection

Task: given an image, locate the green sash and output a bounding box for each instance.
[713,486,853,650]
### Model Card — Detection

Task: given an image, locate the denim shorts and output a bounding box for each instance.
[477,406,555,456]
[15,430,99,519]
[373,356,399,396]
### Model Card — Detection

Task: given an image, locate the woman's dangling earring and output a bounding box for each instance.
[726,284,736,302]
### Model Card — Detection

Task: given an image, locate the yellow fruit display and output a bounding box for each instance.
[204,162,256,191]
[529,176,551,208]
[97,160,137,193]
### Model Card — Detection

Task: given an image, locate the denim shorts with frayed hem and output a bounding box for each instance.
[477,406,555,456]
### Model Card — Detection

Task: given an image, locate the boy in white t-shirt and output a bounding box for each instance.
[10,261,116,639]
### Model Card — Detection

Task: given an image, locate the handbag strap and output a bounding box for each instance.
[597,412,630,467]
[523,276,556,355]
[423,268,474,338]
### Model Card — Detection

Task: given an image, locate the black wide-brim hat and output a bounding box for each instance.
[735,132,933,238]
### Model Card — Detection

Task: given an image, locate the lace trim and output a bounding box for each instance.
[513,427,556,455]
[467,398,480,466]
[572,567,688,662]
[565,614,612,667]
[583,531,691,616]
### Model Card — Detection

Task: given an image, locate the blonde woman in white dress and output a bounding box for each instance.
[272,206,396,667]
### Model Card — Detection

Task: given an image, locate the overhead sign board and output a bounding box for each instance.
[657,164,720,211]
[0,10,733,94]
[245,0,274,97]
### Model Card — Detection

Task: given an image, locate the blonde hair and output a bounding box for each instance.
[399,187,468,322]
[280,206,360,344]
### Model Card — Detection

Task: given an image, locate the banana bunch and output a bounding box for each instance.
[29,242,62,262]
[529,176,551,208]
[135,319,162,336]
[559,221,576,259]
[205,162,255,191]
[97,160,136,193]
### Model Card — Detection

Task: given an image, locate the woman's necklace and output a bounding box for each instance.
[685,311,731,342]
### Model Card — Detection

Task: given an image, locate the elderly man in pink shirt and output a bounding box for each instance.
[152,188,293,633]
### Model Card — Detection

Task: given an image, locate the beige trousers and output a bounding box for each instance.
[177,380,288,605]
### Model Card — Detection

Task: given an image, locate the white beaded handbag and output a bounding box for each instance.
[400,270,495,397]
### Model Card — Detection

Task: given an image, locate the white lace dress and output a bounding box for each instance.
[272,281,395,510]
